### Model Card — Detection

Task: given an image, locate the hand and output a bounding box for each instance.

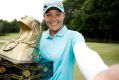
[94,64,119,80]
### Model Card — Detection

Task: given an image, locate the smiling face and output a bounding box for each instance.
[44,8,65,36]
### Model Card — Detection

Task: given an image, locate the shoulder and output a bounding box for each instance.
[41,31,48,37]
[68,30,84,38]
[67,30,85,44]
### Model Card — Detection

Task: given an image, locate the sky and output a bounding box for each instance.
[0,0,63,22]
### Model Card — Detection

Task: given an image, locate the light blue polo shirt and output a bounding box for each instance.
[39,25,85,80]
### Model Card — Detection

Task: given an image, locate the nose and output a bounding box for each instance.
[51,14,58,19]
[50,14,58,21]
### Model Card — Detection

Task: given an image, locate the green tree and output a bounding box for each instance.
[0,19,4,35]
[70,0,119,41]
[0,19,19,35]
[63,0,85,29]
[10,19,19,32]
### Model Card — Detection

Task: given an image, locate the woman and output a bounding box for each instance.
[39,0,108,80]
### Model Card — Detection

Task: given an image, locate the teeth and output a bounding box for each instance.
[51,22,57,25]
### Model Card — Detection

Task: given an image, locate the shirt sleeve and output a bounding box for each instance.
[72,32,108,80]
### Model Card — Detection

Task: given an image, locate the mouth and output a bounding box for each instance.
[50,22,58,26]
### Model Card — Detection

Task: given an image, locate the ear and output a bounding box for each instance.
[63,12,65,19]
[43,14,46,21]
[43,14,45,18]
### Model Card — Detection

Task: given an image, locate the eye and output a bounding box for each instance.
[56,13,62,16]
[46,13,52,17]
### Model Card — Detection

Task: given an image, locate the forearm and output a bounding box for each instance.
[73,42,108,80]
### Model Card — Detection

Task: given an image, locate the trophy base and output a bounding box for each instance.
[0,58,53,80]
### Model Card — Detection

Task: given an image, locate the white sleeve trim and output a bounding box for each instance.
[73,42,109,80]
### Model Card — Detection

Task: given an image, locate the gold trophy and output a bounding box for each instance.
[0,16,53,80]
[0,16,42,63]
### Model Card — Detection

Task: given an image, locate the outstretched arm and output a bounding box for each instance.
[73,42,108,80]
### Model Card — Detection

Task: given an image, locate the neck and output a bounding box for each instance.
[49,25,64,37]
[50,31,57,37]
